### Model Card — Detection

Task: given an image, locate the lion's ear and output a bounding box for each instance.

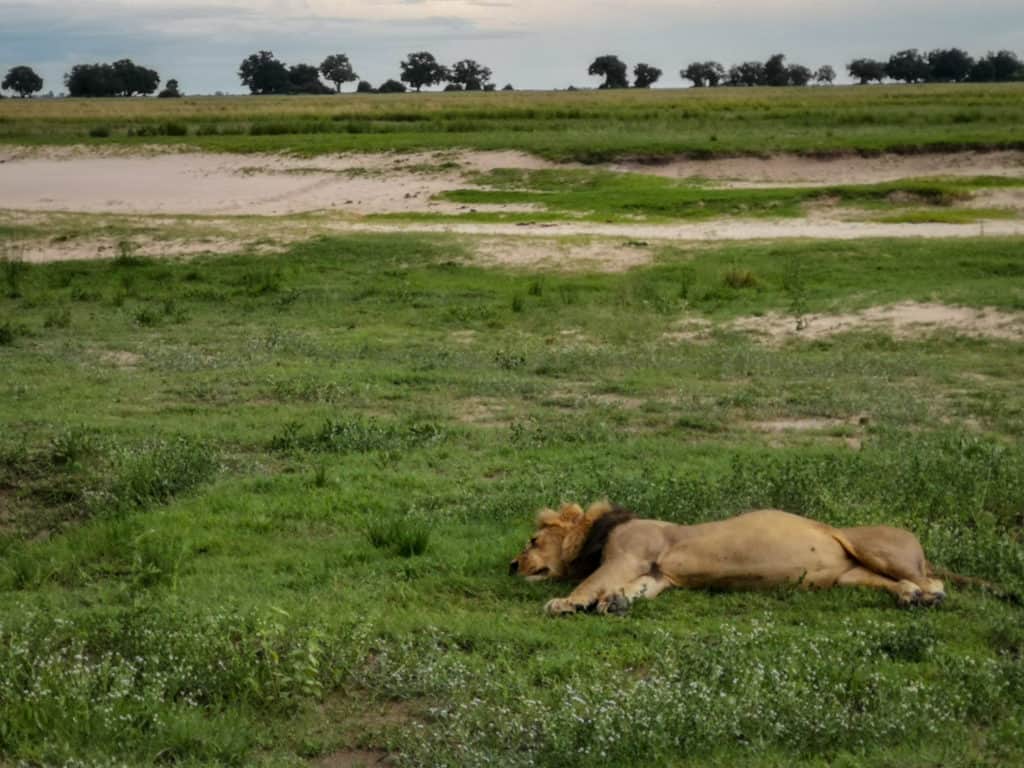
[536,507,561,528]
[558,503,584,525]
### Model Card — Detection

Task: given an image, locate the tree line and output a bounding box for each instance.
[2,46,1022,99]
[237,50,511,95]
[847,49,1023,84]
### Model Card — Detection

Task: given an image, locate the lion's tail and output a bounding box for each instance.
[927,563,1024,608]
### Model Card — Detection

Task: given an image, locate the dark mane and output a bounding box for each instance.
[567,505,634,580]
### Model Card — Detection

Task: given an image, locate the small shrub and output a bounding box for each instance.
[162,122,188,136]
[723,267,759,289]
[511,295,525,313]
[133,306,160,327]
[88,125,111,138]
[108,437,217,512]
[527,278,544,296]
[2,255,28,298]
[366,517,431,557]
[43,305,71,329]
[494,349,526,370]
[0,322,14,346]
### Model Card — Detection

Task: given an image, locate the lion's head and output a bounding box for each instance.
[509,501,631,581]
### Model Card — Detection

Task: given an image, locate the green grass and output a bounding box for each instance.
[1,232,1023,766]
[427,169,1024,222]
[3,84,1024,161]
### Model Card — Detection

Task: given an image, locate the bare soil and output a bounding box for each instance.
[731,302,1024,343]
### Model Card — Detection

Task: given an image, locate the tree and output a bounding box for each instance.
[787,64,813,86]
[238,50,289,95]
[885,49,930,83]
[319,54,358,93]
[633,63,662,88]
[588,55,629,89]
[449,59,493,91]
[2,65,43,98]
[847,58,886,85]
[288,63,331,94]
[112,59,159,96]
[814,65,836,85]
[928,48,974,82]
[763,53,789,86]
[702,61,725,87]
[502,83,515,91]
[400,52,448,92]
[378,79,407,94]
[158,79,182,98]
[969,50,1023,82]
[733,61,765,87]
[356,80,375,93]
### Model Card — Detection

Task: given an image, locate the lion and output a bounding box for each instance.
[510,501,947,616]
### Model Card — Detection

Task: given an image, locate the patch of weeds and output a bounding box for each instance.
[88,125,111,138]
[48,426,96,468]
[241,268,283,296]
[107,437,217,512]
[2,254,29,298]
[494,349,527,370]
[42,305,72,329]
[527,278,544,297]
[311,462,329,488]
[133,305,161,327]
[0,321,16,346]
[113,240,146,266]
[511,295,525,313]
[782,254,810,330]
[723,267,759,289]
[366,516,431,557]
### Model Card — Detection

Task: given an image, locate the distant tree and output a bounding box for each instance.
[288,63,331,94]
[969,50,1024,82]
[588,55,629,88]
[732,61,765,87]
[239,51,289,95]
[684,61,726,88]
[444,83,463,92]
[788,64,813,86]
[356,80,375,93]
[814,65,836,85]
[378,78,407,94]
[112,59,160,96]
[502,83,515,91]
[633,63,662,88]
[928,48,974,82]
[763,53,790,86]
[319,54,358,93]
[400,51,448,92]
[157,78,181,98]
[483,83,497,92]
[885,49,930,83]
[847,58,886,84]
[2,65,43,98]
[449,59,492,91]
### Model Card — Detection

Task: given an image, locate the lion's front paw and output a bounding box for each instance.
[596,593,631,616]
[544,598,580,617]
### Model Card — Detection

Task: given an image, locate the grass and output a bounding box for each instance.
[424,169,1024,222]
[0,232,1023,766]
[2,84,1024,161]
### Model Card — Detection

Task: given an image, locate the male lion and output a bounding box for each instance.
[510,501,946,616]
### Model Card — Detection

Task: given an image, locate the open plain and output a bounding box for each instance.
[1,85,1024,767]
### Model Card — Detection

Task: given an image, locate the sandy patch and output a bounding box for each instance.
[454,397,512,426]
[0,149,557,217]
[13,235,281,264]
[966,188,1024,211]
[662,317,714,343]
[733,302,1024,343]
[347,218,1024,241]
[614,150,1024,186]
[99,350,142,368]
[749,418,848,432]
[471,237,653,272]
[312,749,392,768]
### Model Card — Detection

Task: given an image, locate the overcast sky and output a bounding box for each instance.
[3,0,1022,94]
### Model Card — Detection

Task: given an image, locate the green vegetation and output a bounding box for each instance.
[1,233,1023,766]
[431,169,1024,222]
[2,84,1024,161]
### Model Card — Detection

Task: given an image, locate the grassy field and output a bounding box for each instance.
[1,233,1023,766]
[2,84,1024,161]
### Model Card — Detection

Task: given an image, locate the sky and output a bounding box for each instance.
[2,0,1022,94]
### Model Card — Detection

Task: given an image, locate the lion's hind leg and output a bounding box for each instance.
[836,526,946,606]
[836,566,927,607]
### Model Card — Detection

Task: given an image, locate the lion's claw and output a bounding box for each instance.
[544,598,580,617]
[597,593,631,616]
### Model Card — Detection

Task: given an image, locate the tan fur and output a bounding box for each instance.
[510,503,947,616]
